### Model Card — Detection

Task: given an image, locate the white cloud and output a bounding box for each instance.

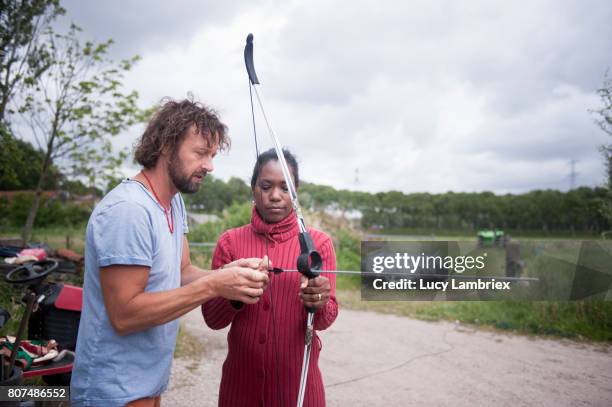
[61,0,612,193]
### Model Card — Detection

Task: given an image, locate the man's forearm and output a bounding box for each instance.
[111,276,217,335]
[181,263,215,286]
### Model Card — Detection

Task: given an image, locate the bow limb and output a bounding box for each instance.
[244,33,321,407]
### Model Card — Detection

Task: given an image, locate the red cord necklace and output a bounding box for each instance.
[141,171,174,234]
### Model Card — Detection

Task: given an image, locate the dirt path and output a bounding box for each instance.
[164,309,612,406]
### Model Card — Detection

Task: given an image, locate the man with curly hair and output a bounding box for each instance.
[71,99,269,407]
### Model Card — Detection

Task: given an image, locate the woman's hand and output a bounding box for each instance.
[299,276,331,310]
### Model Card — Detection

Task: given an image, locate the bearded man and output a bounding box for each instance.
[71,99,269,407]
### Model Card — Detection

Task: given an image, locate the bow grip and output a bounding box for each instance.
[297,232,322,279]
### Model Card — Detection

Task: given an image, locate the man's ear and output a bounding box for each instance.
[160,144,172,159]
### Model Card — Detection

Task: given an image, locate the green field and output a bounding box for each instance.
[345,233,612,341]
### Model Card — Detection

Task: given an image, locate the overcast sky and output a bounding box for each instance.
[57,0,612,194]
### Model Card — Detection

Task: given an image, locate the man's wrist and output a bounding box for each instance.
[194,271,219,300]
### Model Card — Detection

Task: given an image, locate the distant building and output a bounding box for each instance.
[72,194,99,206]
[323,204,363,227]
[0,190,99,207]
[186,212,220,228]
[0,190,59,202]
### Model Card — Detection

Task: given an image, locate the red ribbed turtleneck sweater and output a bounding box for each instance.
[201,206,338,407]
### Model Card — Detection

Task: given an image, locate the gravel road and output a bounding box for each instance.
[163,308,612,406]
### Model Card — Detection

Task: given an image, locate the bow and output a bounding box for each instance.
[244,33,322,407]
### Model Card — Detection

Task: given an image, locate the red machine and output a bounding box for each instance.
[1,260,82,386]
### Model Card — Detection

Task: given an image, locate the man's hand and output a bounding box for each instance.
[224,256,271,271]
[223,255,271,290]
[210,256,270,304]
[299,276,331,310]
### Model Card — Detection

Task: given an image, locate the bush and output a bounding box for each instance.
[190,202,252,243]
[4,193,91,228]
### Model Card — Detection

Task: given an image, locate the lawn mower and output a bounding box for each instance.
[1,259,82,388]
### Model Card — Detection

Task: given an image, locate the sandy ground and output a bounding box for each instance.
[163,308,612,407]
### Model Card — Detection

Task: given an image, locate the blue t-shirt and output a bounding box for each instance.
[71,179,188,406]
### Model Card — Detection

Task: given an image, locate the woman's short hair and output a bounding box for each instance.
[250,148,299,189]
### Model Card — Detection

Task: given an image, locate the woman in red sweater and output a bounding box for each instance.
[202,148,338,406]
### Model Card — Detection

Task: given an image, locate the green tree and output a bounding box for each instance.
[592,73,612,186]
[0,0,64,122]
[591,72,612,227]
[1,1,64,191]
[185,176,251,212]
[0,125,22,187]
[0,133,62,190]
[15,24,144,243]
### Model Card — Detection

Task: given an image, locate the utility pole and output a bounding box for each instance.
[569,159,579,190]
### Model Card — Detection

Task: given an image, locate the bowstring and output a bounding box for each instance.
[249,79,283,406]
[249,80,260,157]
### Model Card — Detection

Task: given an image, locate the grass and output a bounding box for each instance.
[0,281,25,335]
[335,230,612,342]
[338,290,612,342]
[0,225,87,253]
[174,323,205,375]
